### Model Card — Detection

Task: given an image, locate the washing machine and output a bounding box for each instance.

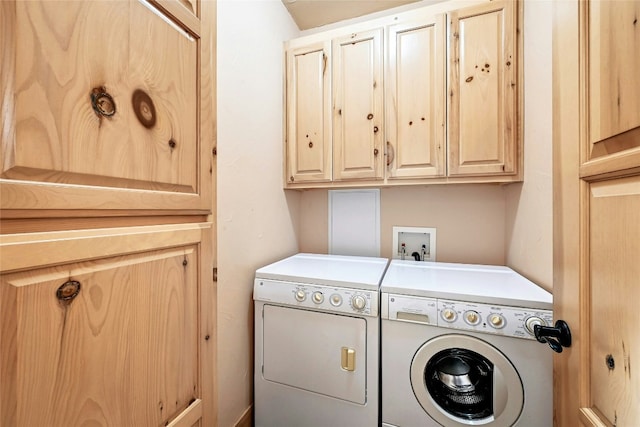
[253,253,389,427]
[381,260,553,427]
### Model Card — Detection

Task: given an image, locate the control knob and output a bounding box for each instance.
[295,290,306,302]
[489,314,505,329]
[330,293,343,307]
[442,308,457,322]
[312,291,324,304]
[465,310,480,326]
[525,316,547,335]
[351,295,367,311]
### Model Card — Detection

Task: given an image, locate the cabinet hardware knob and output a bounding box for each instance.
[308,141,313,148]
[386,142,395,166]
[290,176,294,182]
[373,148,379,156]
[373,126,379,133]
[90,87,116,118]
[56,280,81,303]
[367,113,374,120]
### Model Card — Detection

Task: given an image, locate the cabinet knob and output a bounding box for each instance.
[374,148,379,156]
[90,87,116,118]
[367,113,374,120]
[308,141,313,148]
[56,280,81,303]
[373,126,379,133]
[386,142,395,166]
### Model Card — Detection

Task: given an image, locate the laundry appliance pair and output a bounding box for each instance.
[253,254,553,427]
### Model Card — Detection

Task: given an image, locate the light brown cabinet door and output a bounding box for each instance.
[0,224,213,427]
[553,1,640,426]
[333,29,384,181]
[285,42,331,184]
[1,0,213,212]
[448,1,517,177]
[587,0,640,158]
[386,16,446,179]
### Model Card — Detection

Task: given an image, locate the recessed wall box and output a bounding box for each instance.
[392,226,436,262]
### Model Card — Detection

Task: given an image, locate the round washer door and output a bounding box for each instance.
[410,334,524,426]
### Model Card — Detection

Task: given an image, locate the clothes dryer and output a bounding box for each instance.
[254,253,388,427]
[381,260,553,427]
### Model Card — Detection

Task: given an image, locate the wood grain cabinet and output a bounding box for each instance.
[285,42,332,184]
[447,0,518,177]
[586,0,640,162]
[1,0,216,426]
[283,0,521,188]
[1,0,214,212]
[332,29,384,181]
[386,16,446,180]
[0,224,214,427]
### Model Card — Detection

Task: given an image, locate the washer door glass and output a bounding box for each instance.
[411,334,524,427]
[425,348,494,420]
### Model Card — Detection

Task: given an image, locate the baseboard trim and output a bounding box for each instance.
[234,405,253,427]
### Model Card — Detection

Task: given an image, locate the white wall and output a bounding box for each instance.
[504,0,553,291]
[217,2,300,426]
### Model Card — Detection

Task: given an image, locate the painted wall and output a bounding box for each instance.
[299,185,507,265]
[217,2,300,426]
[504,0,553,291]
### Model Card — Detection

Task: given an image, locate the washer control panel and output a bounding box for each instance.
[384,293,552,340]
[254,279,378,317]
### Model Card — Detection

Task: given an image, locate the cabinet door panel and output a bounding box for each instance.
[448,1,517,177]
[333,29,383,181]
[387,16,445,179]
[1,235,205,426]
[1,0,211,212]
[286,42,331,183]
[588,0,640,159]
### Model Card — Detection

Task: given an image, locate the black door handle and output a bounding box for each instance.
[534,320,572,353]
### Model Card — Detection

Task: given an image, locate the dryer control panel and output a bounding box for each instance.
[255,279,378,317]
[383,293,553,340]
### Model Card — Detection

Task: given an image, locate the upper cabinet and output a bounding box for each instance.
[285,41,332,184]
[1,0,214,213]
[386,16,446,179]
[448,1,517,177]
[332,29,384,181]
[283,0,522,189]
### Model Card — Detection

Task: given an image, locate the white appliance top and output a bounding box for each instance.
[255,253,389,291]
[381,260,552,309]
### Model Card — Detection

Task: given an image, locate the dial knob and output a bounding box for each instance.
[489,314,505,329]
[351,295,366,311]
[465,311,480,325]
[330,293,343,307]
[525,316,546,335]
[312,291,324,304]
[442,308,457,322]
[295,290,306,302]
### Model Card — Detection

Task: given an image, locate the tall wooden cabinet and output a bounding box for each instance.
[552,1,640,426]
[1,1,217,426]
